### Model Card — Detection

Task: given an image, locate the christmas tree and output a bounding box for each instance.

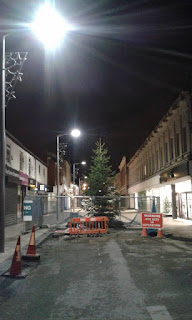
[87,139,119,219]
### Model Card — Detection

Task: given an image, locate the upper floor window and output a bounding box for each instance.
[43,168,45,177]
[152,154,155,173]
[156,150,159,170]
[20,152,24,171]
[39,165,41,174]
[170,138,174,160]
[175,133,180,157]
[6,144,11,164]
[141,165,143,180]
[149,157,151,175]
[165,143,168,163]
[182,127,187,153]
[29,158,31,176]
[160,147,163,168]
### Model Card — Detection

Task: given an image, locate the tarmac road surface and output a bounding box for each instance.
[0,230,192,320]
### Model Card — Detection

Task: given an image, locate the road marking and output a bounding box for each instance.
[106,240,148,319]
[147,305,173,320]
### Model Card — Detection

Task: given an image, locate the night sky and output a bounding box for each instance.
[1,0,192,173]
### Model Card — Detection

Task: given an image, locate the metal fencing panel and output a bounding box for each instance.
[23,194,160,229]
[24,194,73,230]
[24,195,43,231]
[71,195,160,214]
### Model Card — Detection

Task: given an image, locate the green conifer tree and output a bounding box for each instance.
[87,139,119,219]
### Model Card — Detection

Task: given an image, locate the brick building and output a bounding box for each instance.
[46,154,71,195]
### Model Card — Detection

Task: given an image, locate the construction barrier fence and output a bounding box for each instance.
[22,195,160,229]
[69,217,109,235]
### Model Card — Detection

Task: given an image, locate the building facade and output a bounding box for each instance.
[114,172,121,194]
[5,131,47,225]
[46,154,71,195]
[118,156,128,196]
[128,91,192,219]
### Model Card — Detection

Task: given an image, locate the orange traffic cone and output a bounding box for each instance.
[22,225,40,261]
[2,236,26,278]
[157,229,164,238]
[141,228,148,237]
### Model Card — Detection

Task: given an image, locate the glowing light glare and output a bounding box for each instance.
[81,161,86,165]
[71,129,81,138]
[31,3,69,49]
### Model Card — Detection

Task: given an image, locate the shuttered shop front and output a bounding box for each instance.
[5,183,18,225]
[5,166,20,226]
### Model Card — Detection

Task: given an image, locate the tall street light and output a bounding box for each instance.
[0,3,69,252]
[31,3,70,50]
[79,174,88,195]
[72,161,86,213]
[57,129,81,220]
[73,161,86,187]
[0,35,6,253]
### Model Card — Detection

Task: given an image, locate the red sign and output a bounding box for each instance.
[19,171,29,186]
[142,213,163,229]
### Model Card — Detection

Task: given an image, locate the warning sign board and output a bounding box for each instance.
[142,213,163,229]
[23,200,33,221]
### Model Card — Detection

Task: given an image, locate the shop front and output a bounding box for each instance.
[19,171,29,220]
[28,178,38,194]
[5,165,20,226]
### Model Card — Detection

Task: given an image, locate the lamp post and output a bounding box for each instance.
[0,35,28,253]
[0,35,6,253]
[0,3,69,252]
[72,161,86,187]
[56,129,81,220]
[72,161,86,213]
[79,175,87,195]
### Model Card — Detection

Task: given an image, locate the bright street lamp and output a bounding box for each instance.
[31,3,70,50]
[71,129,81,138]
[56,129,81,220]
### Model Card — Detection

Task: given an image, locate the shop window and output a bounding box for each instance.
[20,152,24,171]
[6,144,11,164]
[175,133,180,157]
[182,127,187,153]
